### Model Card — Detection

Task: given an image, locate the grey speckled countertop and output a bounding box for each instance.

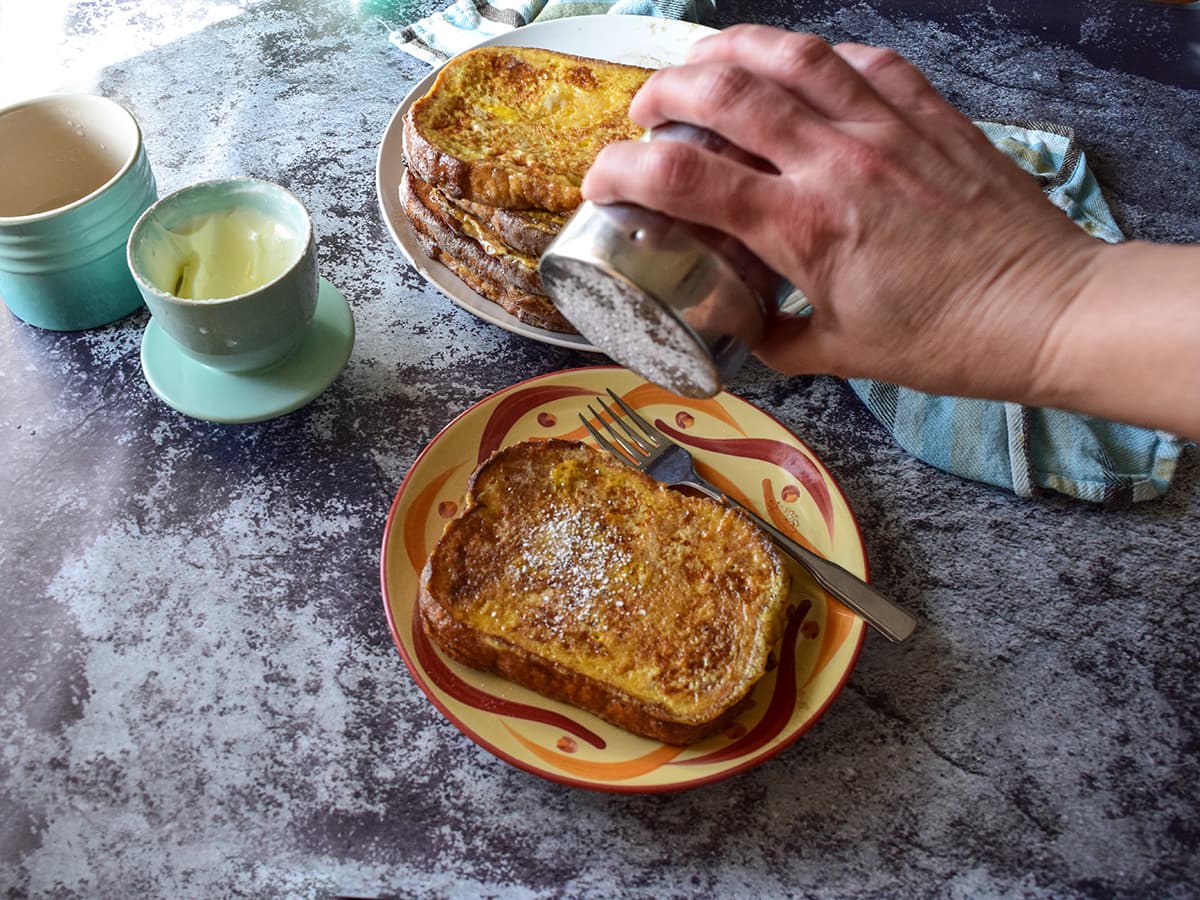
[2,1,1199,897]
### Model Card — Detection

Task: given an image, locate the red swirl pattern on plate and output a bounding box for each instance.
[478,385,594,464]
[411,606,608,750]
[677,600,811,766]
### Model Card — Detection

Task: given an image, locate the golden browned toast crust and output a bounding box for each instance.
[449,196,565,258]
[403,46,651,213]
[410,228,574,334]
[400,171,576,333]
[417,439,792,744]
[403,170,543,295]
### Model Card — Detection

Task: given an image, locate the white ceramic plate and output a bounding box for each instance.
[375,15,718,351]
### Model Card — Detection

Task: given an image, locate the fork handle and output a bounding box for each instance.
[717,492,918,643]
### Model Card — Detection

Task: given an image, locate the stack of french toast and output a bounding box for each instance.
[400,45,653,333]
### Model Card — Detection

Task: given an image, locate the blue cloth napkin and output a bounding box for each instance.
[388,0,713,63]
[851,120,1185,504]
[384,3,1185,503]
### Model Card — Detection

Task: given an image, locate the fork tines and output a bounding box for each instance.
[579,389,663,464]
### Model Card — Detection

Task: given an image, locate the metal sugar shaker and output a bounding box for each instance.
[538,123,782,399]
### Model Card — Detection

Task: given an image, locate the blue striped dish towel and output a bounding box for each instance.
[851,120,1185,504]
[387,0,714,63]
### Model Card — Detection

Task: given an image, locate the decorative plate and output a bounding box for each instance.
[380,366,867,792]
[374,15,719,351]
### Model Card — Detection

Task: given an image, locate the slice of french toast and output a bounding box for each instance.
[400,170,576,333]
[417,439,793,745]
[403,46,652,213]
[448,196,566,258]
[402,170,543,295]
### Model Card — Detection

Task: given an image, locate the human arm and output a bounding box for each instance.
[1031,240,1199,439]
[580,25,1200,440]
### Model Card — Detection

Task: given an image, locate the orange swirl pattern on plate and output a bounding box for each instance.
[380,367,867,792]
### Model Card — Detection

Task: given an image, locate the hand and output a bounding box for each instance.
[581,25,1102,404]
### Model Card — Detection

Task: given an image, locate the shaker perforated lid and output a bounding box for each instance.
[540,206,759,398]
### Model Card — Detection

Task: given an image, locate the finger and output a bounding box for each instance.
[582,139,777,241]
[686,26,898,124]
[832,42,945,114]
[834,42,1008,169]
[648,122,779,175]
[627,62,843,170]
[681,28,980,184]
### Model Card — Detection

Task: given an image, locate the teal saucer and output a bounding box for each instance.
[140,277,355,424]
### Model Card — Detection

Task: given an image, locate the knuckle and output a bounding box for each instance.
[854,45,908,77]
[777,32,836,79]
[698,64,758,116]
[781,190,835,258]
[857,47,937,102]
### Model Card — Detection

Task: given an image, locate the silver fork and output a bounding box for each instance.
[581,389,917,643]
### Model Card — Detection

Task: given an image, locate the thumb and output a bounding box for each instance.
[753,312,826,376]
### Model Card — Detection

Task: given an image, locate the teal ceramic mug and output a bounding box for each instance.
[0,94,157,331]
[126,177,319,372]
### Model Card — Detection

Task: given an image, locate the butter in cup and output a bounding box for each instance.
[140,206,300,301]
[128,177,319,373]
